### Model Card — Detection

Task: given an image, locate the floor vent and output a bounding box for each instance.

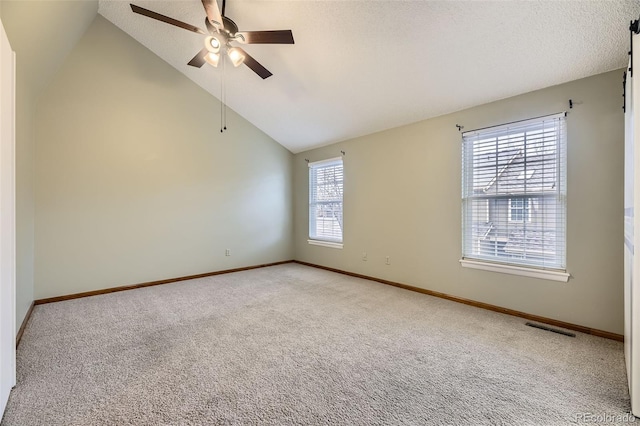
[525,322,576,337]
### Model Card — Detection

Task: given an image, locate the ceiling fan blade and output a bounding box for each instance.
[236,48,273,79]
[205,17,216,35]
[187,48,209,68]
[236,30,294,44]
[201,0,224,30]
[130,4,206,35]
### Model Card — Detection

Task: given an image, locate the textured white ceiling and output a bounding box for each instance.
[99,0,640,153]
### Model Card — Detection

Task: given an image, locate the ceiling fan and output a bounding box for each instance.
[130,0,294,79]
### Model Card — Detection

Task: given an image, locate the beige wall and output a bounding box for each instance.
[294,70,624,334]
[14,66,34,333]
[0,1,98,98]
[34,16,293,299]
[2,0,98,332]
[1,5,36,334]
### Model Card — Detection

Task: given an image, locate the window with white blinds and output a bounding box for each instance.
[309,158,343,243]
[462,113,567,271]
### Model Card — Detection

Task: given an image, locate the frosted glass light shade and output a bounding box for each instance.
[205,52,220,67]
[227,47,245,67]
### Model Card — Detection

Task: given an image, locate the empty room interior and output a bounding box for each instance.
[2,0,640,424]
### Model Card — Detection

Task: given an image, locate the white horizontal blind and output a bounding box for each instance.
[309,158,343,243]
[462,113,566,270]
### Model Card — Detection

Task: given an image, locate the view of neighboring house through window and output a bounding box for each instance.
[461,113,567,270]
[309,157,343,244]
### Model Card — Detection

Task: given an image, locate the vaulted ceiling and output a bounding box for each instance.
[1,0,98,97]
[5,1,640,153]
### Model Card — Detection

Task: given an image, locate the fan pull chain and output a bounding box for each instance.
[223,54,227,131]
[220,54,225,133]
[220,53,228,133]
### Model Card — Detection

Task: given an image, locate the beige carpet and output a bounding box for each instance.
[0,263,631,425]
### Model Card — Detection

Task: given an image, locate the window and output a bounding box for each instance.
[309,157,343,247]
[508,198,531,222]
[461,113,567,275]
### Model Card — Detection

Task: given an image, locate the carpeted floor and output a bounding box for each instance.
[0,263,631,425]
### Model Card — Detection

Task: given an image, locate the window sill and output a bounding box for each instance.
[308,239,343,249]
[459,259,570,282]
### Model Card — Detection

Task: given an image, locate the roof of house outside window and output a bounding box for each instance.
[473,150,557,195]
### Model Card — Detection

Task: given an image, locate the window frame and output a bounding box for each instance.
[460,113,569,282]
[308,157,344,248]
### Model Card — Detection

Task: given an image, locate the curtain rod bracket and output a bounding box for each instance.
[630,18,639,77]
[569,99,573,109]
[455,124,464,132]
[341,151,345,156]
[305,159,309,163]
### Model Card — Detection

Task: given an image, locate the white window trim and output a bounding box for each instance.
[459,259,569,282]
[461,112,567,272]
[309,156,344,244]
[308,157,342,168]
[307,239,343,249]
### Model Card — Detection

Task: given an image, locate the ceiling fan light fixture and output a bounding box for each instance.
[227,47,245,67]
[204,51,220,67]
[204,35,221,53]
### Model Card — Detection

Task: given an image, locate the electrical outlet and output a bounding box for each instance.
[385,256,390,265]
[225,249,231,256]
[362,252,367,261]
